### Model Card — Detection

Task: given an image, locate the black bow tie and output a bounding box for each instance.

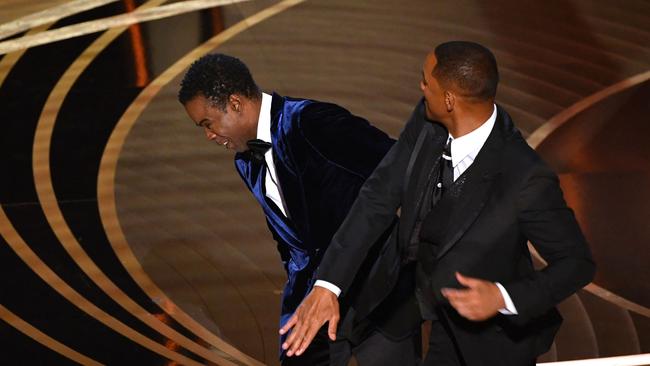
[246,139,272,161]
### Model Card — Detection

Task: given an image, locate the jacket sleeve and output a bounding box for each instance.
[315,100,426,294]
[505,162,596,323]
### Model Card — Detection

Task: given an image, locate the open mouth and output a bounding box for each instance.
[218,139,230,149]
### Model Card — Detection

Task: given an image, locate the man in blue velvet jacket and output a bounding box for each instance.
[178,54,398,365]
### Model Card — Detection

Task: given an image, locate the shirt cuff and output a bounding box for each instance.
[314,280,341,297]
[495,282,518,315]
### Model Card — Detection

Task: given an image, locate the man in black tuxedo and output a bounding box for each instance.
[280,41,596,365]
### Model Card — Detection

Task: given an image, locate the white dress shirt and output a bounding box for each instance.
[257,92,289,217]
[315,104,518,315]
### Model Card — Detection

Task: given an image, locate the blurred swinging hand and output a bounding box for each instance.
[441,272,505,321]
[279,286,340,357]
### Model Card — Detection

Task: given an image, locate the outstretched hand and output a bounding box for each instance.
[279,286,340,357]
[441,272,505,321]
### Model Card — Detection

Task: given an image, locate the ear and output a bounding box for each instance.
[444,90,455,112]
[229,94,242,112]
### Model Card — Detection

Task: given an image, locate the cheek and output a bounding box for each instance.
[217,116,235,136]
[423,91,437,108]
[222,117,244,141]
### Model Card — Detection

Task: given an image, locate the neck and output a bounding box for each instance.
[445,101,493,138]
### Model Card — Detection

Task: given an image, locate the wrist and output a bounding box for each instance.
[313,285,337,299]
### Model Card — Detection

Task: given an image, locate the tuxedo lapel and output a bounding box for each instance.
[434,160,500,259]
[234,153,264,195]
[268,93,313,244]
[399,122,447,246]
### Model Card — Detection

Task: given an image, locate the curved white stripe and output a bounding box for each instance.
[538,353,650,366]
[0,0,119,41]
[0,0,251,55]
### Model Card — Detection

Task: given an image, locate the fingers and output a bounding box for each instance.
[444,293,471,316]
[441,275,501,322]
[442,282,480,318]
[281,287,341,357]
[441,287,471,302]
[456,272,480,288]
[290,322,320,356]
[327,315,339,341]
[279,314,298,335]
[281,309,328,356]
[282,321,305,354]
[288,316,340,356]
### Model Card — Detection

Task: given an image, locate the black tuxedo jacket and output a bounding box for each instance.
[317,100,595,364]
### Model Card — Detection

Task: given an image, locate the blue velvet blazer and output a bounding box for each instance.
[234,93,394,342]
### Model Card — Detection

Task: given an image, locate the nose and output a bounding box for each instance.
[204,127,217,141]
[419,80,426,91]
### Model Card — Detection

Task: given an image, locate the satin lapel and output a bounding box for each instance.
[268,93,312,241]
[399,122,447,246]
[435,109,510,260]
[235,153,264,195]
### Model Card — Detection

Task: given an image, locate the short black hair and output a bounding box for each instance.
[178,53,260,109]
[433,41,499,101]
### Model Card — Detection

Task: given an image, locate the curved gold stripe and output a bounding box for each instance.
[35,0,306,364]
[0,304,103,366]
[526,70,650,319]
[0,24,103,366]
[98,0,306,364]
[0,208,202,366]
[0,23,50,87]
[527,71,650,149]
[583,283,650,318]
[0,0,250,55]
[528,244,650,318]
[0,0,118,41]
[30,1,246,365]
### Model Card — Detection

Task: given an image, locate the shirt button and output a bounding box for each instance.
[437,182,442,188]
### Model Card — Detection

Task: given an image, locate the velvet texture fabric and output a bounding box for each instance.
[234,93,394,354]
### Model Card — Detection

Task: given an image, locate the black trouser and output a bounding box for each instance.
[282,326,420,366]
[329,328,421,366]
[422,319,463,366]
[422,320,537,366]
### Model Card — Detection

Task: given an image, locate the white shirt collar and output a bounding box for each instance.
[449,104,497,168]
[256,92,273,142]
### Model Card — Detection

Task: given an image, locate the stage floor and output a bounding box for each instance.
[1,1,649,365]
